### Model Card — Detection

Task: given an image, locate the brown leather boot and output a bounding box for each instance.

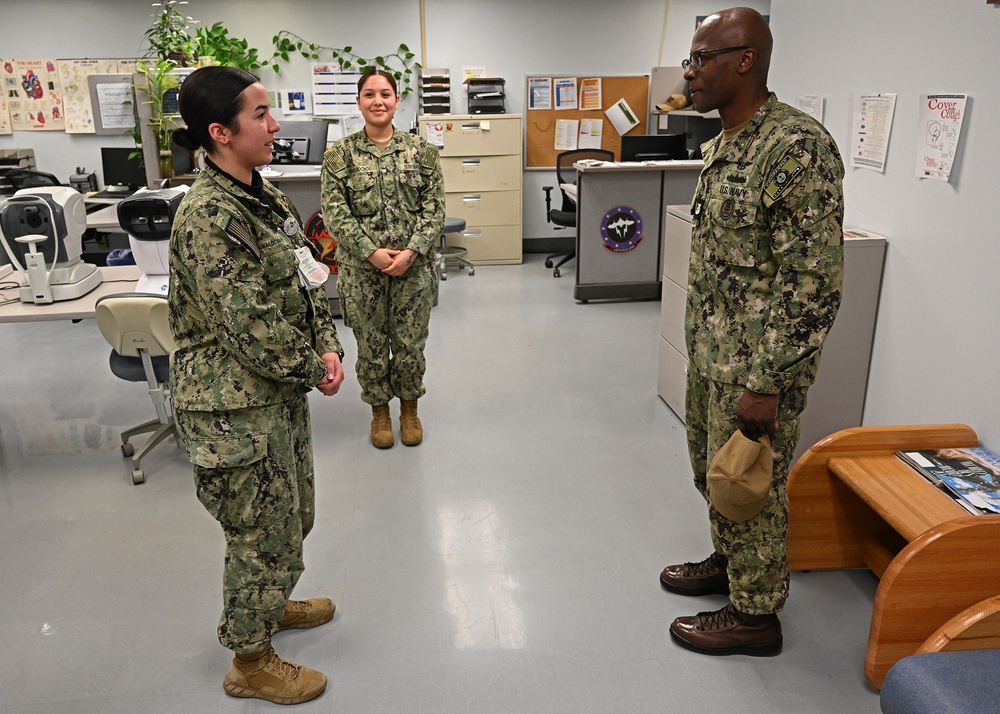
[660,551,730,596]
[669,603,782,656]
[399,399,423,446]
[274,598,336,633]
[371,404,394,449]
[223,644,327,704]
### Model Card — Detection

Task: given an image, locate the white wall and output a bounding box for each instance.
[769,0,1000,445]
[10,1,988,442]
[0,0,768,240]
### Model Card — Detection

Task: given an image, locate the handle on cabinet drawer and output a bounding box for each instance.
[461,122,490,132]
[461,160,481,171]
[463,229,483,238]
[462,195,482,203]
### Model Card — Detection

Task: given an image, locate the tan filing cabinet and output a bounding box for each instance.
[419,114,523,265]
[658,204,886,460]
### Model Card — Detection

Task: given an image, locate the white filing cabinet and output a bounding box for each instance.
[419,114,523,265]
[658,205,887,460]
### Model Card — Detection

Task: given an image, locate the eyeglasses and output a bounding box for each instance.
[681,46,750,71]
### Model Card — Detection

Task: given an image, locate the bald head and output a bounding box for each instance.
[686,7,773,126]
[698,7,772,83]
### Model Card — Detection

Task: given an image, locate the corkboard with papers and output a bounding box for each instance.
[524,74,649,168]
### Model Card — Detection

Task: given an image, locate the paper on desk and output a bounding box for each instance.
[605,98,639,136]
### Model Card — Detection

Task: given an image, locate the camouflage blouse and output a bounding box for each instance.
[686,94,845,394]
[321,129,445,267]
[168,164,342,411]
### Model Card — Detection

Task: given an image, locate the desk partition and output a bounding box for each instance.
[572,161,701,302]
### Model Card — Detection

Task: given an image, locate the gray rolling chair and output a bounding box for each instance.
[437,216,473,279]
[542,148,615,277]
[95,293,177,485]
[4,169,61,190]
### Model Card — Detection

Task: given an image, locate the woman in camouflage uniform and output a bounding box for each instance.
[321,69,445,449]
[169,66,345,705]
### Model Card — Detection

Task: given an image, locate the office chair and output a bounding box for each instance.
[95,293,177,485]
[542,148,615,277]
[4,169,61,190]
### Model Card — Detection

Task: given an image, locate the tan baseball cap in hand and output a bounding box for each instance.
[708,432,773,522]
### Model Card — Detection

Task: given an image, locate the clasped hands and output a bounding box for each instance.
[368,247,417,277]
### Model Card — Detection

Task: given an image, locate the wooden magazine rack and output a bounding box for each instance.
[787,423,1000,687]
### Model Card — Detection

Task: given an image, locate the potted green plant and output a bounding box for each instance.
[136,58,183,178]
[265,33,420,99]
[194,22,263,71]
[142,0,198,65]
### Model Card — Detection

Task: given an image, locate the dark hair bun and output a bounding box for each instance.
[172,126,200,151]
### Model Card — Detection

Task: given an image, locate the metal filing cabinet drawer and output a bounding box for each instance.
[440,155,520,193]
[444,190,521,227]
[443,224,521,264]
[433,118,522,157]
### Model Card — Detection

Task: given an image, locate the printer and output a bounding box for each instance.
[116,188,186,294]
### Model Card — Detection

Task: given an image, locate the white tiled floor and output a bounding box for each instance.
[0,255,882,712]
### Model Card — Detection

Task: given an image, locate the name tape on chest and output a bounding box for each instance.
[763,156,805,203]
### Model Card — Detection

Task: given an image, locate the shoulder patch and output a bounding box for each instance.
[419,142,439,171]
[763,155,805,203]
[225,218,262,260]
[323,149,349,178]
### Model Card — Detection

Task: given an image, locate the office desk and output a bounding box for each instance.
[0,265,142,323]
[86,202,124,232]
[572,160,702,302]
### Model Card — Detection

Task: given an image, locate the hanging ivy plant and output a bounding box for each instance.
[265,32,420,100]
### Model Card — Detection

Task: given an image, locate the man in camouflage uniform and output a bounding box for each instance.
[321,83,445,449]
[170,154,344,697]
[659,7,844,656]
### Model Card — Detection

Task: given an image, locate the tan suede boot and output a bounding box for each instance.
[274,598,336,633]
[223,644,327,704]
[400,399,423,446]
[371,404,394,449]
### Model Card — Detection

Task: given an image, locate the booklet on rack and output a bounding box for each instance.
[896,447,1000,515]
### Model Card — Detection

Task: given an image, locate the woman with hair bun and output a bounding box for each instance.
[321,68,444,449]
[168,65,344,706]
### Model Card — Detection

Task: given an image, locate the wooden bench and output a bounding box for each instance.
[786,424,1000,687]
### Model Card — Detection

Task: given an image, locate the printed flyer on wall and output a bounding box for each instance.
[850,93,895,173]
[915,94,967,182]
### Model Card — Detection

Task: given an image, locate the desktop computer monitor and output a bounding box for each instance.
[101,147,147,191]
[271,121,329,164]
[619,133,688,162]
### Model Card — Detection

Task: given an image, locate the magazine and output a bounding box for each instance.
[896,447,1000,515]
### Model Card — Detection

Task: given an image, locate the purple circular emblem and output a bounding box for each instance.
[600,206,643,252]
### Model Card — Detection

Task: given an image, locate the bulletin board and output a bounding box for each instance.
[525,74,649,168]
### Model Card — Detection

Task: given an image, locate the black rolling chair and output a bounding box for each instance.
[4,169,61,190]
[542,148,614,277]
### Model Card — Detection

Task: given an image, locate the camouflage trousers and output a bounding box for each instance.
[337,259,434,406]
[684,369,808,615]
[175,395,315,654]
